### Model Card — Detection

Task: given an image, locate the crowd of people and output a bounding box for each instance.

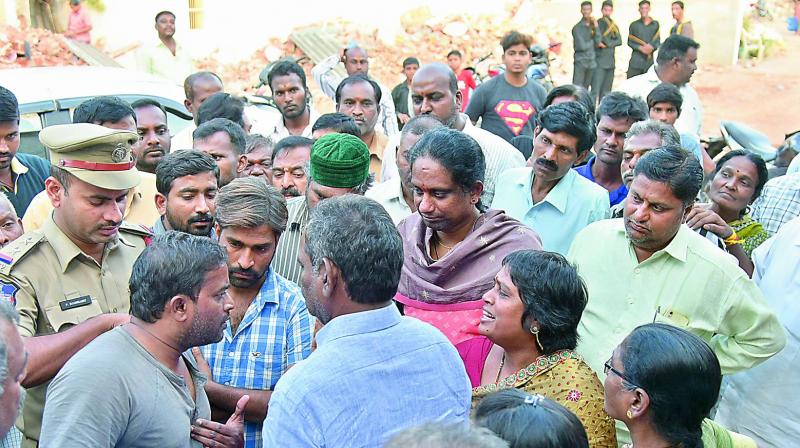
[0,3,798,448]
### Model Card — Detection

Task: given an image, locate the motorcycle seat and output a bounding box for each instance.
[720,121,777,161]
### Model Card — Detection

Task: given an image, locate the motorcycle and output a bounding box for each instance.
[704,121,800,178]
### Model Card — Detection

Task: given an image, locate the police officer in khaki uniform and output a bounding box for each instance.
[0,123,152,447]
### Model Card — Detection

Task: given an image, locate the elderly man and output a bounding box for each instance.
[23,96,160,230]
[574,92,648,207]
[131,98,171,174]
[40,232,245,447]
[0,301,26,444]
[366,115,443,225]
[312,45,398,136]
[0,124,152,446]
[270,136,312,200]
[382,63,525,205]
[172,71,224,149]
[0,86,50,219]
[620,35,702,139]
[262,195,471,447]
[272,133,373,285]
[0,193,23,248]
[491,102,609,254]
[193,117,247,188]
[241,134,272,181]
[154,151,219,237]
[336,74,388,181]
[266,60,317,143]
[195,177,312,448]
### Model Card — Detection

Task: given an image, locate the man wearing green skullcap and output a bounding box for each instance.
[272,133,373,284]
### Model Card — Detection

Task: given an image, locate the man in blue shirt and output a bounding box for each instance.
[574,91,647,206]
[196,177,313,448]
[262,195,471,447]
[492,102,609,254]
[0,86,50,219]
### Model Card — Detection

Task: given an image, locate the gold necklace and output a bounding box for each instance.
[495,351,506,383]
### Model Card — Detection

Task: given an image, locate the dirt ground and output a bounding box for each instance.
[692,28,800,146]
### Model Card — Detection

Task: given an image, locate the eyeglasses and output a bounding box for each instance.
[604,358,641,389]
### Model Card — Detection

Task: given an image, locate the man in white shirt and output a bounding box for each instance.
[619,35,702,139]
[312,46,398,136]
[715,216,800,447]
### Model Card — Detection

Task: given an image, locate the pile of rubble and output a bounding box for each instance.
[0,25,83,67]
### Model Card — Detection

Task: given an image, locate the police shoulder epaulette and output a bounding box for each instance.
[119,222,154,239]
[0,232,46,275]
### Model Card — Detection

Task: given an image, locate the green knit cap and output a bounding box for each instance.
[309,133,370,188]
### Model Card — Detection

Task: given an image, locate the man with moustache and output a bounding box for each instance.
[0,124,152,447]
[153,151,219,237]
[0,193,23,249]
[0,300,27,444]
[367,115,443,224]
[491,102,609,255]
[266,60,317,143]
[336,74,388,181]
[40,232,247,447]
[193,118,247,188]
[137,10,194,85]
[131,98,171,174]
[172,71,224,150]
[611,119,681,218]
[270,136,312,199]
[574,92,648,207]
[382,63,525,205]
[195,177,312,448]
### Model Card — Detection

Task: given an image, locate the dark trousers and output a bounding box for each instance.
[573,63,593,88]
[591,67,614,102]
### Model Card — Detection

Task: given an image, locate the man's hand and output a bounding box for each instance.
[397,113,411,124]
[598,42,607,49]
[641,44,654,55]
[685,204,734,239]
[192,347,213,380]
[191,395,250,448]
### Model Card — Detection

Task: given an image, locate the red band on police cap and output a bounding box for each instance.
[59,160,136,171]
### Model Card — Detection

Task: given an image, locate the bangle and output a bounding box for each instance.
[723,232,741,246]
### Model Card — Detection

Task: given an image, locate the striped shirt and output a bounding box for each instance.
[200,268,313,448]
[379,114,525,205]
[271,197,308,285]
[751,173,800,236]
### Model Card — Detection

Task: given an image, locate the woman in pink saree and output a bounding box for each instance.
[395,128,542,344]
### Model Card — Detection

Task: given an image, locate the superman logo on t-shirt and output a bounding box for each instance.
[493,101,536,136]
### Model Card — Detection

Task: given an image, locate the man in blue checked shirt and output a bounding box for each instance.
[194,176,313,448]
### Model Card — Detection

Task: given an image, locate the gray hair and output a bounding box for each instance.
[215,177,288,234]
[385,423,509,448]
[349,173,375,195]
[245,134,272,154]
[0,192,18,218]
[305,195,402,305]
[626,120,681,148]
[400,115,444,139]
[0,300,20,395]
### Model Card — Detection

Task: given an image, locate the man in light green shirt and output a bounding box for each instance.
[569,146,785,379]
[137,11,194,85]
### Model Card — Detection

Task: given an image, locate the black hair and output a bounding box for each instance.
[474,389,590,448]
[620,323,721,448]
[672,1,685,9]
[193,117,247,155]
[311,112,361,137]
[196,92,245,128]
[155,150,219,195]
[634,145,703,206]
[130,98,168,121]
[602,0,614,7]
[183,71,223,101]
[646,83,683,116]
[271,136,313,162]
[0,86,19,122]
[407,127,486,211]
[580,1,592,7]
[538,102,597,155]
[72,96,135,125]
[334,74,382,105]
[129,231,227,323]
[543,84,595,118]
[267,59,308,92]
[503,251,588,353]
[500,31,533,52]
[656,35,700,64]
[154,10,175,22]
[638,0,651,6]
[402,57,420,68]
[713,149,769,207]
[447,50,462,59]
[596,91,648,123]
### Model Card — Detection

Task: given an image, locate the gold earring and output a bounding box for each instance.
[627,409,633,419]
[530,327,544,351]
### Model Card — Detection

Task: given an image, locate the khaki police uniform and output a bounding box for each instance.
[0,123,153,447]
